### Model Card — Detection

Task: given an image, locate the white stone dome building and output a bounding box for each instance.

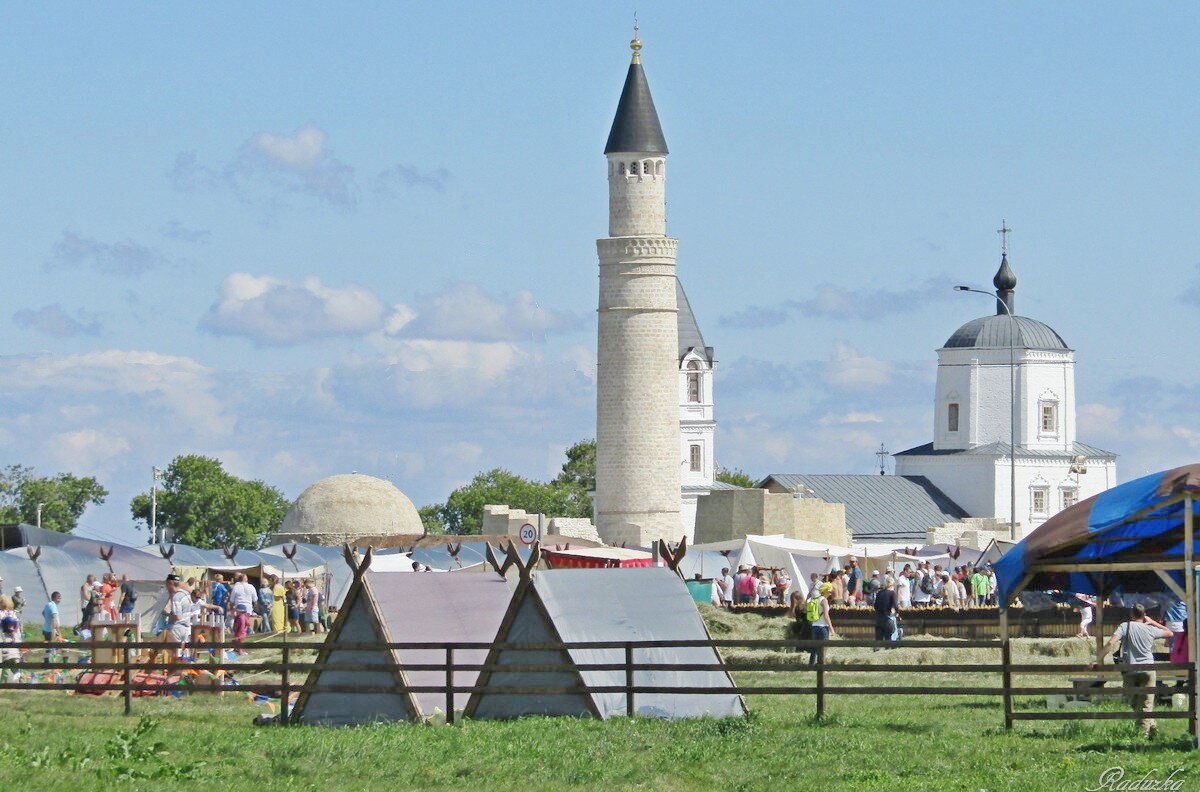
[273,473,423,545]
[893,253,1117,539]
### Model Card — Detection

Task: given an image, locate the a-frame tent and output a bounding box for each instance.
[292,549,512,726]
[464,566,745,720]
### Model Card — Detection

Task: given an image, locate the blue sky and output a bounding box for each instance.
[3,3,1199,544]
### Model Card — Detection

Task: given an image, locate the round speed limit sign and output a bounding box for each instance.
[518,523,537,545]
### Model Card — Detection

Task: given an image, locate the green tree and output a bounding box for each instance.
[0,464,108,533]
[436,469,570,535]
[421,439,598,535]
[130,455,289,549]
[715,467,757,489]
[551,438,595,519]
[418,504,445,534]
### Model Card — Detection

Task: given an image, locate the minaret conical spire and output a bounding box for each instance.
[604,30,668,154]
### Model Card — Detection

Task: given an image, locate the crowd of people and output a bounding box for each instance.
[713,559,999,611]
[160,573,329,650]
[0,570,331,657]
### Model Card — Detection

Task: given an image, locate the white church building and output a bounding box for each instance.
[893,253,1117,538]
[676,280,732,537]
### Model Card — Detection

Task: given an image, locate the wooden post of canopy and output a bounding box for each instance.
[999,607,1012,729]
[1186,493,1198,748]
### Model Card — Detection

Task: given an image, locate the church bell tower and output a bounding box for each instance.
[594,30,683,546]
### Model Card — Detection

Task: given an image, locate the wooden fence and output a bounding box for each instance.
[728,605,1131,640]
[0,638,1192,731]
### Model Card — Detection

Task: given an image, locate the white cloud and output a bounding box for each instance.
[171,123,358,208]
[13,304,101,338]
[0,349,231,436]
[46,429,131,475]
[239,123,357,207]
[246,124,328,170]
[818,411,885,426]
[1078,403,1122,435]
[391,282,582,342]
[200,273,391,346]
[562,344,597,382]
[823,340,894,388]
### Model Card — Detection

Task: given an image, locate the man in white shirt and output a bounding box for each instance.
[716,568,734,609]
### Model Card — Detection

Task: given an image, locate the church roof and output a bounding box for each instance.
[944,315,1069,351]
[758,474,970,541]
[604,58,668,154]
[676,278,713,364]
[894,441,1117,461]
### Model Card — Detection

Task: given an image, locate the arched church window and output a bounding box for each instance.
[947,403,960,433]
[629,161,639,175]
[656,160,664,176]
[619,162,627,175]
[689,444,702,472]
[643,160,652,176]
[686,361,701,403]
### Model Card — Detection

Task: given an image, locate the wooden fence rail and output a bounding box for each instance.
[0,638,1191,729]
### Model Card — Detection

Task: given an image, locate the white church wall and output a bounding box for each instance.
[934,347,1075,452]
[680,493,700,542]
[897,454,1117,539]
[894,455,999,520]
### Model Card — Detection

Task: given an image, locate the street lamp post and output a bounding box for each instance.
[151,466,163,544]
[36,502,43,531]
[954,285,1019,541]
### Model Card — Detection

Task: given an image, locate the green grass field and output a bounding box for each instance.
[0,608,1196,791]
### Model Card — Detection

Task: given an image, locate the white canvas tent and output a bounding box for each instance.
[465,567,745,720]
[292,565,512,726]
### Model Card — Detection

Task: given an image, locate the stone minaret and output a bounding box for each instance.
[594,33,682,546]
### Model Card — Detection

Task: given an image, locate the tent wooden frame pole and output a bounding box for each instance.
[1185,493,1198,749]
[999,609,1012,729]
[1155,570,1187,601]
[1093,573,1104,667]
[1030,560,1186,573]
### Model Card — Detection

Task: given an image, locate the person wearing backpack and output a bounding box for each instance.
[805,583,835,665]
[912,562,933,607]
[862,570,881,606]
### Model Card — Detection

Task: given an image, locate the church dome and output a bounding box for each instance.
[944,315,1069,351]
[276,473,422,544]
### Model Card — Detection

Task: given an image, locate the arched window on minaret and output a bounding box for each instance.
[656,160,664,176]
[686,360,702,403]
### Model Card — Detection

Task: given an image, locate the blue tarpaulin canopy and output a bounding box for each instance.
[994,465,1200,608]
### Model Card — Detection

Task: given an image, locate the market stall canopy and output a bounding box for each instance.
[994,465,1200,608]
[7,523,170,582]
[543,547,654,569]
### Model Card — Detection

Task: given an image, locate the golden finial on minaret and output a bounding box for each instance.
[630,12,642,63]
